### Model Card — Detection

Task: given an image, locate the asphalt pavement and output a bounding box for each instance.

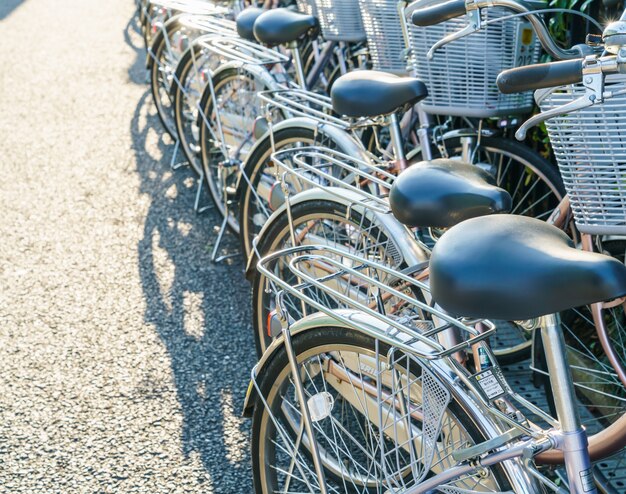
[0,1,255,492]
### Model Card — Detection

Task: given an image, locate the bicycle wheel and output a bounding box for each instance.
[251,326,513,493]
[251,198,409,357]
[172,41,218,176]
[149,16,188,139]
[238,126,361,259]
[197,65,277,234]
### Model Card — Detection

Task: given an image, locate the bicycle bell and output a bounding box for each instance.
[603,20,626,54]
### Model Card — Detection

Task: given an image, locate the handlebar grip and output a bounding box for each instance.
[496,59,584,94]
[411,0,467,27]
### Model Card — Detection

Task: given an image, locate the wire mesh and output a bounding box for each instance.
[313,0,367,42]
[538,75,626,235]
[359,0,410,74]
[376,352,453,487]
[406,0,543,117]
[296,0,317,17]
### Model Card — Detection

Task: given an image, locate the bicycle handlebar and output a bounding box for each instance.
[496,59,584,94]
[409,0,590,61]
[411,0,466,27]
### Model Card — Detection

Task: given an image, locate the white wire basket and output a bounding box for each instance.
[359,0,410,74]
[406,0,543,117]
[537,75,626,235]
[296,0,317,17]
[313,0,366,42]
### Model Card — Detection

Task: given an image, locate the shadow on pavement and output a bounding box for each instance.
[0,0,26,20]
[131,87,256,490]
[123,6,151,85]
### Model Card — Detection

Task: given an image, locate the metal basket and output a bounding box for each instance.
[296,0,317,17]
[406,0,543,117]
[313,0,366,42]
[358,0,409,74]
[537,76,626,235]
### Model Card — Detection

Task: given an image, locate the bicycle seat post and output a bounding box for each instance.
[540,313,597,494]
[388,112,406,169]
[288,40,307,90]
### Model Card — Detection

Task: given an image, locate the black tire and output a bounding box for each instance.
[197,66,276,234]
[171,42,211,176]
[148,17,183,139]
[251,326,513,493]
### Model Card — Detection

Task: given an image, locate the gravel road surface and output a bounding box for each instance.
[0,1,255,492]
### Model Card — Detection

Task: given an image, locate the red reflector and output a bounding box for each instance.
[267,310,276,337]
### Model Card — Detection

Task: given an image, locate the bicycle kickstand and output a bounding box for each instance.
[169,139,188,171]
[193,171,213,214]
[210,214,240,263]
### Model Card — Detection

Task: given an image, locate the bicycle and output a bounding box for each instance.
[193,5,368,249]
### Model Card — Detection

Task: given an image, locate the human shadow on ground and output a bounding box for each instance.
[131,88,256,491]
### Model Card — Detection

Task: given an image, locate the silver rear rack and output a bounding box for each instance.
[198,37,289,65]
[178,14,236,35]
[259,89,347,128]
[259,89,377,129]
[271,146,395,213]
[148,0,229,16]
[258,245,496,360]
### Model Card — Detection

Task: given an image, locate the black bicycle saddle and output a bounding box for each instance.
[253,8,318,46]
[430,215,626,320]
[389,159,511,228]
[236,7,265,42]
[331,70,428,118]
